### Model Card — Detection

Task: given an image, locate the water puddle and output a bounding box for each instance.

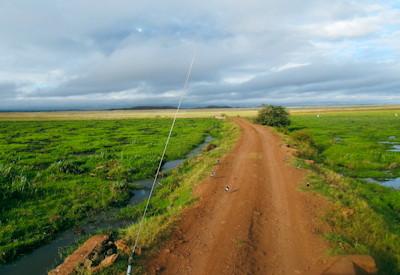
[333,136,343,144]
[379,137,400,152]
[0,136,213,275]
[380,178,400,189]
[364,178,400,189]
[389,145,400,152]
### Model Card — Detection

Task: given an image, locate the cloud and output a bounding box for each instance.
[0,0,399,110]
[271,63,311,72]
[0,82,19,99]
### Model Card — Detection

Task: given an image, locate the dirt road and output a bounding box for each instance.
[148,118,329,274]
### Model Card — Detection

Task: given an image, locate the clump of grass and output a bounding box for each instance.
[289,130,320,161]
[123,215,177,250]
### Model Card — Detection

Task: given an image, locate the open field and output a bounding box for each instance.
[0,109,258,120]
[288,109,400,273]
[2,106,400,274]
[0,118,220,264]
[291,110,400,179]
[1,105,400,121]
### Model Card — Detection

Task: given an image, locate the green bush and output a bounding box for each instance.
[256,105,290,127]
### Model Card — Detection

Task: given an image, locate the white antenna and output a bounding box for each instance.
[126,53,196,275]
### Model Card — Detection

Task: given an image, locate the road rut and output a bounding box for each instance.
[148,118,329,275]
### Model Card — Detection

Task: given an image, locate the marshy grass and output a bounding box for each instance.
[289,110,400,274]
[95,120,239,274]
[0,118,220,263]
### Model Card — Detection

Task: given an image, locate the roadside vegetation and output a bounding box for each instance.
[255,104,291,127]
[95,120,239,274]
[287,110,400,274]
[0,118,219,263]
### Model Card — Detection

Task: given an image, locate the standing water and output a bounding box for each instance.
[0,136,213,275]
[380,178,400,189]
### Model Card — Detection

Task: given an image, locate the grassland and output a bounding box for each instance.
[0,109,258,120]
[288,109,400,274]
[1,105,400,121]
[97,119,239,275]
[0,118,220,263]
[291,110,400,179]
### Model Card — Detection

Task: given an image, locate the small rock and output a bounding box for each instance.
[349,255,377,274]
[48,234,109,275]
[204,143,217,152]
[106,248,115,256]
[164,248,171,253]
[91,254,118,273]
[115,239,131,255]
[322,255,378,275]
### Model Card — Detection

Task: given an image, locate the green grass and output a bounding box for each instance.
[96,120,239,275]
[288,110,400,274]
[290,110,400,179]
[0,118,219,263]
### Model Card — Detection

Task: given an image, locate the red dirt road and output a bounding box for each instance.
[148,118,329,275]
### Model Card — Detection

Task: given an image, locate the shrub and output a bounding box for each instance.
[291,130,320,160]
[291,130,316,146]
[256,105,290,127]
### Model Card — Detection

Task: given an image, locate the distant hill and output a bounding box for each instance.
[110,106,177,110]
[110,105,235,110]
[202,105,234,109]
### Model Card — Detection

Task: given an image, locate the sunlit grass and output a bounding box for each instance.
[0,118,219,263]
[289,110,400,274]
[96,120,239,274]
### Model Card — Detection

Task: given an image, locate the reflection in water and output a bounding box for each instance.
[389,145,400,152]
[0,136,213,275]
[380,178,400,189]
[380,140,400,152]
[365,178,400,189]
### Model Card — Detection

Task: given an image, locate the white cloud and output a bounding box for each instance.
[320,17,381,38]
[306,4,400,39]
[271,62,311,72]
[0,0,399,110]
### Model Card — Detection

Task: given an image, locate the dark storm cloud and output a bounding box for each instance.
[0,0,399,110]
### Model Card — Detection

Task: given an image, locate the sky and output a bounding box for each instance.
[0,0,400,110]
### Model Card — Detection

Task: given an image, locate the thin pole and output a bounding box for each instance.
[127,53,196,275]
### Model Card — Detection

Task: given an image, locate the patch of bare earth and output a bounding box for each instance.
[147,118,332,275]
